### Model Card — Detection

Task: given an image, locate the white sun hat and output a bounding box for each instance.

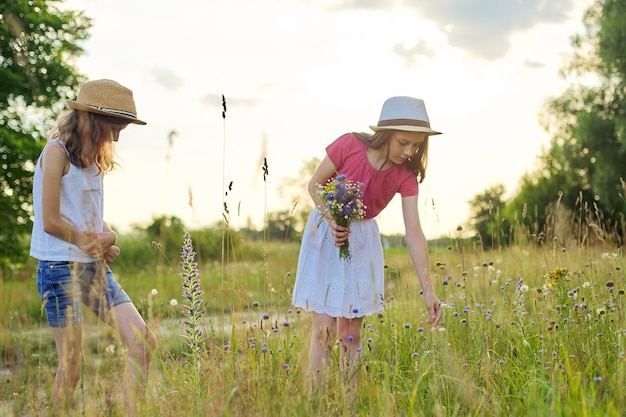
[369,96,441,135]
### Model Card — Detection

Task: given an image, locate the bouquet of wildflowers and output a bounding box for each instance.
[316,173,366,262]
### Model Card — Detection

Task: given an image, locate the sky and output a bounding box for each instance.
[60,0,594,238]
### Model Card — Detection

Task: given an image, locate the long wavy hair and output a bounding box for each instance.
[49,110,129,174]
[355,130,429,183]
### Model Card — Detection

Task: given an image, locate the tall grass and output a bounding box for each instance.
[1,229,625,416]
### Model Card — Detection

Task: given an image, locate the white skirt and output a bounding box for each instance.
[291,210,385,318]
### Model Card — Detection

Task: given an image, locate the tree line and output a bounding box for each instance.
[467,1,626,249]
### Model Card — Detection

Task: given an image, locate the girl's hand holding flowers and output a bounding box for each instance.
[316,173,366,262]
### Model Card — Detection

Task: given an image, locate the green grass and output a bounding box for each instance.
[1,237,625,416]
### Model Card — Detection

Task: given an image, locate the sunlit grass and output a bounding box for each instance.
[1,233,625,415]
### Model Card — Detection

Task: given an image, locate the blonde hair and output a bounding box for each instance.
[49,110,127,174]
[355,130,429,183]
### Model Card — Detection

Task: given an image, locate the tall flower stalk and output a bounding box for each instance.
[180,232,205,409]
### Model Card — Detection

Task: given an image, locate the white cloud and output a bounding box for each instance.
[408,0,577,60]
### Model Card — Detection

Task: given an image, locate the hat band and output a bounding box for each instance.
[378,118,430,128]
[85,104,138,119]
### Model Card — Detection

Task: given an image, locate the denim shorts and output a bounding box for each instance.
[36,260,132,327]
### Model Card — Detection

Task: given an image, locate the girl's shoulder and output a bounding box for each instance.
[327,132,365,157]
[44,139,69,156]
[332,132,365,149]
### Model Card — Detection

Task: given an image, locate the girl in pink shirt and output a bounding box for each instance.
[292,96,444,395]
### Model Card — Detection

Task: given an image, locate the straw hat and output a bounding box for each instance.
[369,96,440,135]
[66,79,146,125]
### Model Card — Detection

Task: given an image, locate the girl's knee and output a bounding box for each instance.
[143,326,157,351]
[311,324,335,346]
[132,325,156,353]
[338,330,361,346]
[337,319,362,343]
[69,367,81,387]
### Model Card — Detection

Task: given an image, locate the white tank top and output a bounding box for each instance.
[30,139,104,262]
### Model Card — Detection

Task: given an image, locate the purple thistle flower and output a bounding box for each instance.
[180,232,206,383]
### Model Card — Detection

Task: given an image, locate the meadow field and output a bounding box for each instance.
[1,230,625,416]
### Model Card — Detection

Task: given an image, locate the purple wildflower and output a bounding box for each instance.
[180,232,205,386]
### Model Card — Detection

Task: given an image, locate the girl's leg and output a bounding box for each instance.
[50,325,83,411]
[309,313,337,390]
[106,302,156,404]
[337,316,363,386]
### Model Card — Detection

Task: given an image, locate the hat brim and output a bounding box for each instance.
[369,125,441,135]
[67,100,147,125]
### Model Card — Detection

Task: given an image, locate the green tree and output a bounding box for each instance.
[264,209,299,242]
[505,0,626,242]
[0,0,91,275]
[468,184,509,249]
[504,142,586,240]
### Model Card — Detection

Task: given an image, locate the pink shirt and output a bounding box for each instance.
[326,133,418,219]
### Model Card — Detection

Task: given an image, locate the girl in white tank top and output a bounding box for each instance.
[30,79,155,413]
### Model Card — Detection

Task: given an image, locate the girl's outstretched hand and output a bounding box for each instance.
[423,291,443,327]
